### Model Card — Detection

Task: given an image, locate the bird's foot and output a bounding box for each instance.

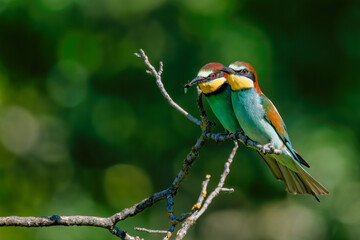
[260,142,275,154]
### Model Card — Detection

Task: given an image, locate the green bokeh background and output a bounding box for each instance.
[0,0,359,239]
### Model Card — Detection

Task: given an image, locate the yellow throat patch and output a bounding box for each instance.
[199,77,227,94]
[227,75,254,91]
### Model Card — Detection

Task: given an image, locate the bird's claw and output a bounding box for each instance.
[260,142,275,154]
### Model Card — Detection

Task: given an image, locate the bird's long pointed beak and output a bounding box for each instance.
[216,66,235,74]
[184,76,206,88]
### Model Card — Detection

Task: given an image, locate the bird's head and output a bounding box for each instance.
[184,62,228,94]
[217,61,262,94]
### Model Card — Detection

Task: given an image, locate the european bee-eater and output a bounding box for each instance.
[217,62,329,201]
[185,63,242,133]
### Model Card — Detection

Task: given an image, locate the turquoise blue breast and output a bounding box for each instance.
[231,88,274,144]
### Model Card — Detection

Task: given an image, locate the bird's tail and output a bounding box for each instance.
[259,152,329,201]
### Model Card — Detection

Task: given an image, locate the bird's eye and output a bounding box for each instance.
[240,69,248,75]
[210,73,216,79]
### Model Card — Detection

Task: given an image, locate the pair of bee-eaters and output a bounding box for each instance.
[185,62,329,201]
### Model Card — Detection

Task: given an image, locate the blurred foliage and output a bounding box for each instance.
[0,0,359,239]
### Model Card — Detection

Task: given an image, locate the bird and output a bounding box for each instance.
[184,62,242,133]
[217,62,329,201]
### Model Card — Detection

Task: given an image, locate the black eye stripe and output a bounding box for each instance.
[248,72,255,81]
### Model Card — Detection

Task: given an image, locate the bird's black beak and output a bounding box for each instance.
[216,66,235,74]
[184,76,206,88]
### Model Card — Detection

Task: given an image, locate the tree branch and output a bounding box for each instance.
[0,49,282,240]
[0,50,211,239]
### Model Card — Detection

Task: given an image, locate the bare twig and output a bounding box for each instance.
[175,141,239,240]
[162,173,212,240]
[134,228,168,234]
[0,215,134,239]
[195,174,212,209]
[220,188,234,193]
[135,49,202,126]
